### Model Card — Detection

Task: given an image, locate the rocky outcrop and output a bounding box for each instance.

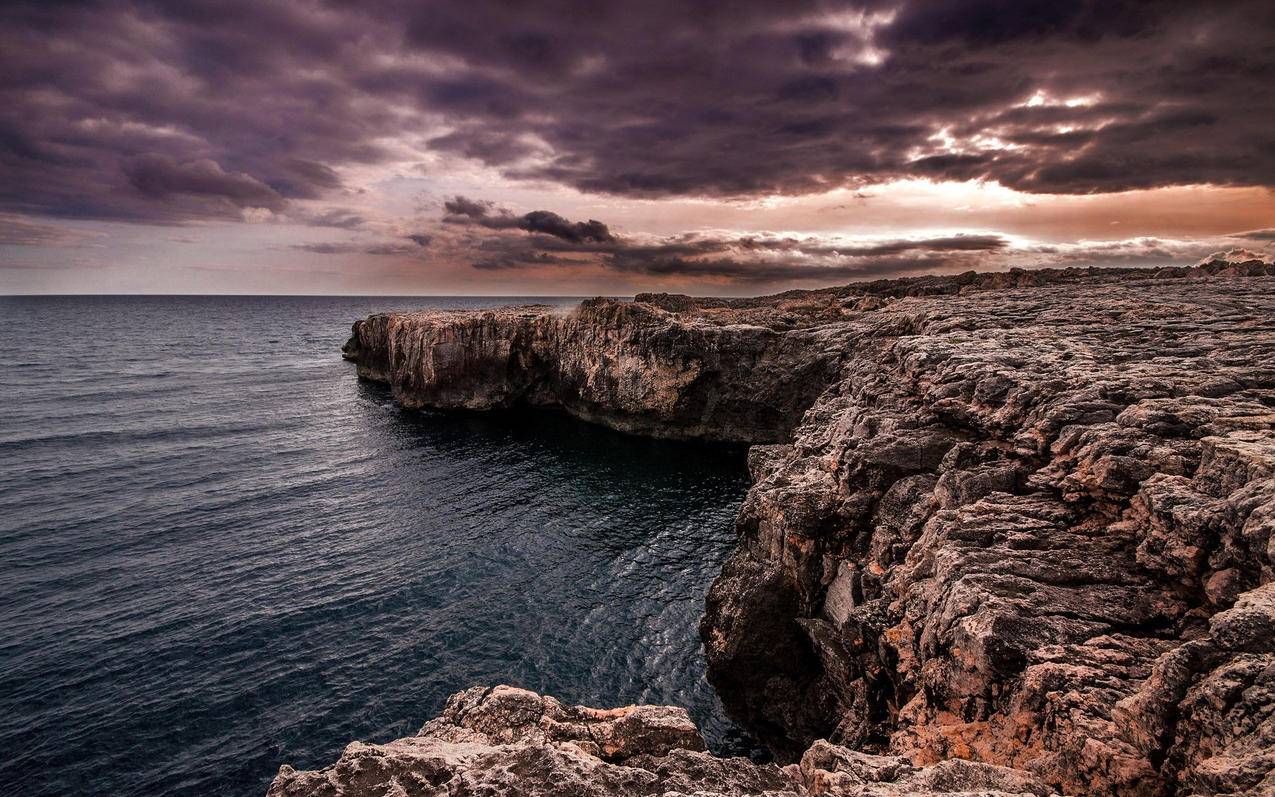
[341,298,846,442]
[268,685,1062,796]
[330,264,1275,797]
[699,274,1275,797]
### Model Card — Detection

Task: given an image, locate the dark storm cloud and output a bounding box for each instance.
[444,195,615,243]
[0,0,394,223]
[397,0,1275,197]
[2,0,1273,226]
[520,212,614,244]
[439,195,1275,282]
[448,196,1006,256]
[442,196,496,218]
[469,230,962,283]
[272,159,344,199]
[446,197,1009,281]
[126,155,287,211]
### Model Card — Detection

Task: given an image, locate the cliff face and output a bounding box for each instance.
[699,277,1275,797]
[326,264,1275,797]
[341,298,846,442]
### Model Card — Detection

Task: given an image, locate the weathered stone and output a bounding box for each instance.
[341,299,846,442]
[328,265,1275,797]
[269,686,1060,797]
[688,274,1275,797]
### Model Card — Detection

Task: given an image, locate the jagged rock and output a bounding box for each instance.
[696,275,1274,797]
[268,686,1060,797]
[341,298,846,442]
[333,266,1275,797]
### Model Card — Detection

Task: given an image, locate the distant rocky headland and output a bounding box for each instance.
[276,260,1275,796]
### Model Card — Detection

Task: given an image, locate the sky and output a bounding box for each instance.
[2,1,1273,296]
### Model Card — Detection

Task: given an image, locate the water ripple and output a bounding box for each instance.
[0,295,753,797]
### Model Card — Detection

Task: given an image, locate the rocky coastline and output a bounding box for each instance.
[286,262,1274,796]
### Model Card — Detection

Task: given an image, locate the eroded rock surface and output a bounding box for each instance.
[341,298,846,442]
[334,264,1275,797]
[700,274,1275,797]
[269,685,1061,796]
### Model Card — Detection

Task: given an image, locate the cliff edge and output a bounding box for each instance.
[316,263,1275,797]
[340,297,846,442]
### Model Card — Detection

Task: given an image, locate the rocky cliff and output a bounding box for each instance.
[341,298,846,442]
[315,263,1275,797]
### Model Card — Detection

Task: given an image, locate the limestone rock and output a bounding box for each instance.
[332,265,1275,797]
[341,299,846,442]
[268,686,1060,797]
[697,273,1275,797]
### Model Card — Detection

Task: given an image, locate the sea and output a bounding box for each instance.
[0,295,754,797]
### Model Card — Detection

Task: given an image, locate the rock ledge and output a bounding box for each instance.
[269,685,1062,796]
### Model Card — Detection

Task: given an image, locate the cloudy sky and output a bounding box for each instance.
[2,0,1273,295]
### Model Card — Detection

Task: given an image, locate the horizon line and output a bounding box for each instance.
[0,292,633,299]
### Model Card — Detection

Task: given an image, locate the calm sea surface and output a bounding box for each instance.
[0,296,752,797]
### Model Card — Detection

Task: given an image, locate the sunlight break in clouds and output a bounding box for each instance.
[1,1,1273,295]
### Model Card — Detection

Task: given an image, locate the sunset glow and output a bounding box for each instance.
[2,1,1272,295]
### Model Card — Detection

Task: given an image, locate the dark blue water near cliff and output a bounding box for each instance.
[0,296,753,797]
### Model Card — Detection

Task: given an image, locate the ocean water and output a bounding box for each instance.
[0,296,753,797]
